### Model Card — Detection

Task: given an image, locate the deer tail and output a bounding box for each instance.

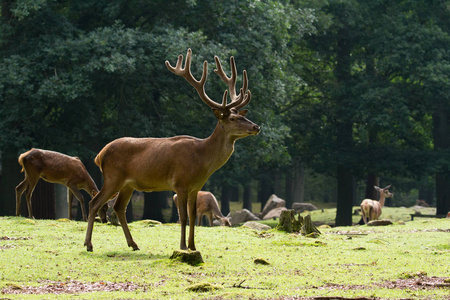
[18,149,33,173]
[94,151,104,172]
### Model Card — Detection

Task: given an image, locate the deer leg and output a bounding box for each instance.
[98,204,108,223]
[187,192,197,250]
[15,179,28,216]
[67,189,74,220]
[361,206,367,224]
[197,213,202,226]
[176,191,188,250]
[208,214,214,227]
[113,187,139,251]
[69,187,87,221]
[24,178,39,219]
[84,188,116,252]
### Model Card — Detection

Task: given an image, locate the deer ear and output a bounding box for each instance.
[212,108,224,119]
[374,186,381,191]
[238,109,248,116]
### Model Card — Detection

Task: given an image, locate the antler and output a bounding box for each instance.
[214,56,251,111]
[165,48,251,114]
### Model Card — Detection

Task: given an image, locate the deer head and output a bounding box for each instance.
[165,48,260,138]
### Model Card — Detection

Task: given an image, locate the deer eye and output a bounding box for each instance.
[229,117,236,121]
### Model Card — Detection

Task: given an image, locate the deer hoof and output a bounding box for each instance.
[84,242,93,252]
[130,242,139,251]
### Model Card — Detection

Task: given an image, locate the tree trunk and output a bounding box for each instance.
[231,186,239,202]
[258,173,273,213]
[285,167,294,209]
[143,191,166,222]
[170,193,179,223]
[274,173,283,198]
[365,173,379,200]
[433,103,450,215]
[243,185,253,212]
[293,163,305,205]
[418,186,434,206]
[220,185,231,216]
[0,153,22,216]
[335,165,354,226]
[334,21,355,226]
[30,180,55,219]
[126,197,134,222]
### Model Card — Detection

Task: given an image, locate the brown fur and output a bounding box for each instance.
[173,191,231,227]
[15,148,98,221]
[83,49,259,252]
[415,199,430,207]
[361,185,393,224]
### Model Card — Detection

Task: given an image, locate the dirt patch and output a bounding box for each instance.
[381,275,450,290]
[312,275,450,292]
[1,280,150,295]
[1,236,31,240]
[1,275,448,296]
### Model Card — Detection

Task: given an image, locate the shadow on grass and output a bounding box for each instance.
[79,250,170,262]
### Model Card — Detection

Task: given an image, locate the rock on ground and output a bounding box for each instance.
[263,207,287,220]
[231,209,260,225]
[242,221,271,231]
[292,202,319,213]
[260,194,286,218]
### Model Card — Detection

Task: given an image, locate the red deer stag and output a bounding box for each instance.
[84,49,260,252]
[15,148,99,221]
[360,185,393,224]
[173,191,231,227]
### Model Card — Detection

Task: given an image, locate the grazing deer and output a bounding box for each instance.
[15,148,99,221]
[415,199,430,207]
[84,48,260,252]
[173,191,231,227]
[360,185,393,224]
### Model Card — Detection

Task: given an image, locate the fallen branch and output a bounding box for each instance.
[230,279,272,290]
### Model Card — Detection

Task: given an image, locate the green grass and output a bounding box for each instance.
[0,209,449,299]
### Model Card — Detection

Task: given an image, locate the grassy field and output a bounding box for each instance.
[0,207,449,299]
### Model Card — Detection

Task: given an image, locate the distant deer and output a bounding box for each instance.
[83,49,260,252]
[15,148,99,221]
[173,191,231,227]
[415,199,430,207]
[360,185,393,224]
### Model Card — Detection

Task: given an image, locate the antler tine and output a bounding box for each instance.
[214,55,249,110]
[165,48,222,110]
[234,89,251,111]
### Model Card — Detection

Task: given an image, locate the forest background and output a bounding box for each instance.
[0,0,449,226]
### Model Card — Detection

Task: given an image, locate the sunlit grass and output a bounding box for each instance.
[0,211,448,299]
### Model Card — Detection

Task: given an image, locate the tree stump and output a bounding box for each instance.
[301,215,321,237]
[170,250,204,265]
[277,210,321,236]
[277,210,296,232]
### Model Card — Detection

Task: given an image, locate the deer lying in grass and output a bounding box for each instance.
[173,191,231,227]
[15,148,99,221]
[83,49,260,252]
[360,185,393,224]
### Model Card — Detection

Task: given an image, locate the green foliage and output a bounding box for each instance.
[1,0,450,217]
[0,0,313,182]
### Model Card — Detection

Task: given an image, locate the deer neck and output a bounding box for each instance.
[378,194,386,208]
[203,121,237,170]
[84,175,99,197]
